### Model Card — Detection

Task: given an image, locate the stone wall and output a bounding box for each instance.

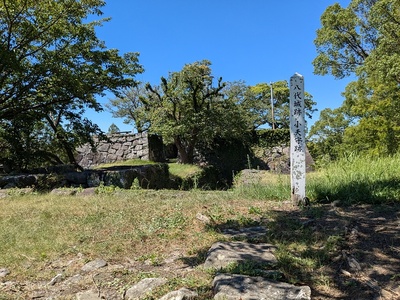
[256,145,315,174]
[75,132,165,169]
[0,164,170,190]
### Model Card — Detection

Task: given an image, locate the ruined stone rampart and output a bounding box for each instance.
[75,132,165,169]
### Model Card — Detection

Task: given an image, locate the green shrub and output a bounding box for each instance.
[253,129,290,148]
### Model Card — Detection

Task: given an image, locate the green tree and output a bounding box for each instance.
[107,123,120,134]
[313,0,400,156]
[341,77,400,155]
[231,81,316,130]
[144,60,248,164]
[106,83,149,133]
[0,114,52,171]
[307,107,353,161]
[246,80,316,128]
[0,0,142,169]
[313,1,374,78]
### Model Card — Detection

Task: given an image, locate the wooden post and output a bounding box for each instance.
[290,73,306,205]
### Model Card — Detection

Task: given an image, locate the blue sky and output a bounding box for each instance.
[88,0,352,132]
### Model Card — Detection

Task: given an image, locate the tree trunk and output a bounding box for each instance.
[45,114,83,171]
[174,137,194,164]
[60,138,83,171]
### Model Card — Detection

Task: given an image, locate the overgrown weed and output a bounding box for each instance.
[308,153,400,205]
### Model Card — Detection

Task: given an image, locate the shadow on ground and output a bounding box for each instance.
[188,202,400,300]
[312,178,400,205]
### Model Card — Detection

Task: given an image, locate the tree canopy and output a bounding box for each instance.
[243,81,316,130]
[107,61,317,164]
[310,0,400,159]
[106,83,149,133]
[144,60,248,164]
[0,0,142,170]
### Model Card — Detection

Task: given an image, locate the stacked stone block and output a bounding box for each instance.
[75,132,164,169]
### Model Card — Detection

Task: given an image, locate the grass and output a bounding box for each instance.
[168,163,202,178]
[307,153,400,205]
[233,171,291,201]
[94,159,156,168]
[0,189,272,298]
[1,154,400,298]
[235,153,400,205]
[0,190,246,274]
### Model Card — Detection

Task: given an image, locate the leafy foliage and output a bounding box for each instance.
[307,107,354,161]
[254,129,290,148]
[144,60,248,164]
[311,0,400,158]
[0,0,142,170]
[106,83,149,133]
[107,123,120,134]
[224,81,316,130]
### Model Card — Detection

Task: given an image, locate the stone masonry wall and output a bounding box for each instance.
[75,132,165,169]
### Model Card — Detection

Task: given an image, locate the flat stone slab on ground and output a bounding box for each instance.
[204,241,277,269]
[213,273,311,300]
[81,259,107,272]
[125,277,167,300]
[159,287,198,300]
[76,290,102,300]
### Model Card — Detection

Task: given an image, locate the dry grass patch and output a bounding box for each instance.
[0,189,272,283]
[2,153,400,299]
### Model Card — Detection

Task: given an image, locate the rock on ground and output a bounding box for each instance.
[0,268,10,277]
[125,277,167,300]
[159,287,198,300]
[204,241,277,270]
[213,273,311,300]
[81,259,107,272]
[76,290,102,300]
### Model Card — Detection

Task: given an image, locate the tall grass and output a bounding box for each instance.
[308,153,400,204]
[233,171,291,201]
[234,153,400,205]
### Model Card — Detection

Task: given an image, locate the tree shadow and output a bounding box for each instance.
[312,178,400,205]
[180,202,400,299]
[265,204,400,299]
[179,247,210,268]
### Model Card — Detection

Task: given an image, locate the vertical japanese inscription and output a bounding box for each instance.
[290,73,306,205]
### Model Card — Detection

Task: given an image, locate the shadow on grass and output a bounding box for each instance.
[179,247,210,267]
[311,178,400,205]
[185,203,400,300]
[270,204,400,299]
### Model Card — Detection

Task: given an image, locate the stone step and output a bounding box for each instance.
[213,273,311,300]
[205,239,312,300]
[204,241,278,270]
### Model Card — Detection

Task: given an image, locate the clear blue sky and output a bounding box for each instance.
[87,0,352,132]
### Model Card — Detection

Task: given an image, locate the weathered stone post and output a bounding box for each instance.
[290,73,306,205]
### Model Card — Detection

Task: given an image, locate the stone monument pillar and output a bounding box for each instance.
[290,73,306,205]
